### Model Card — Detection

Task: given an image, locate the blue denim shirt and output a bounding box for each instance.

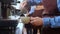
[28,0,60,28]
[43,16,60,28]
[29,6,36,14]
[27,0,42,6]
[28,0,42,14]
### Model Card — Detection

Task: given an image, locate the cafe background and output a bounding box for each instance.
[0,0,44,34]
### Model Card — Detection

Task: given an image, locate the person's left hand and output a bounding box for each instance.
[30,17,43,26]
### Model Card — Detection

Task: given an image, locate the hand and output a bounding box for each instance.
[20,1,27,9]
[30,17,43,26]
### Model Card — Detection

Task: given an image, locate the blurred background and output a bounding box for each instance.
[0,0,44,34]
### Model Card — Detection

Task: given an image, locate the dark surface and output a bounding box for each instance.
[0,0,13,4]
[0,19,18,26]
[0,19,18,34]
[41,27,60,34]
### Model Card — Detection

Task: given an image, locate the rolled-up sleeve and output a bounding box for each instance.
[43,16,60,28]
[43,17,51,27]
[50,16,60,28]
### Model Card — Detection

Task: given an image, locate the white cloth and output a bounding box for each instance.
[16,18,24,34]
[16,23,24,34]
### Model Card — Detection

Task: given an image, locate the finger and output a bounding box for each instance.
[30,17,36,21]
[30,20,34,23]
[30,20,38,26]
[35,17,40,19]
[35,17,39,18]
[30,20,36,23]
[30,21,35,25]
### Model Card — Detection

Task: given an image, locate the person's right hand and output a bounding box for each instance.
[30,17,43,26]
